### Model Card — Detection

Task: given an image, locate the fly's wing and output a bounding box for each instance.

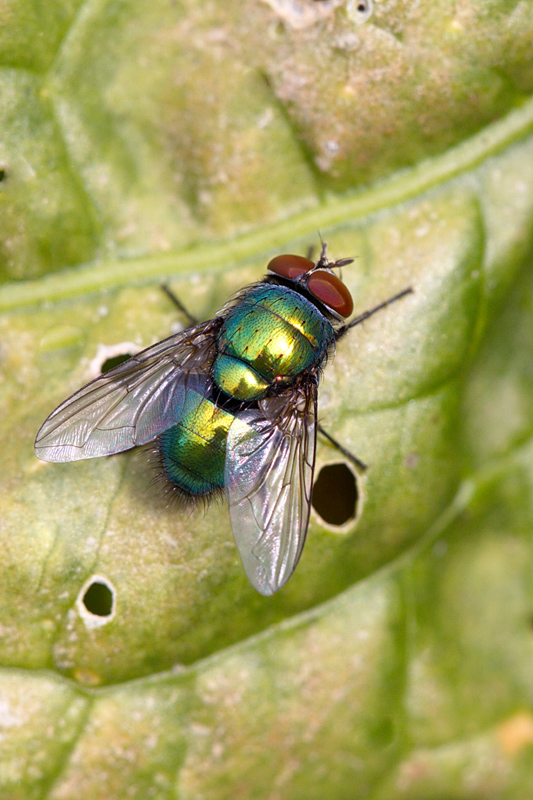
[35,317,222,462]
[225,381,317,596]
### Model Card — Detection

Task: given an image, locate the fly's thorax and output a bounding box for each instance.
[159,394,237,496]
[215,285,333,401]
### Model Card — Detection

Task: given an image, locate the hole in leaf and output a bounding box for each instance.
[88,342,139,380]
[0,168,6,182]
[346,0,373,24]
[76,575,116,629]
[101,352,133,373]
[312,462,358,526]
[82,580,114,617]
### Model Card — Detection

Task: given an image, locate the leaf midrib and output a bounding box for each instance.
[1,95,533,313]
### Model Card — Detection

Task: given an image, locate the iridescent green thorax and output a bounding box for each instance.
[214,284,334,401]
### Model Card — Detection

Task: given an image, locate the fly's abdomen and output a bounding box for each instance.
[213,355,270,401]
[158,396,235,496]
[214,285,332,401]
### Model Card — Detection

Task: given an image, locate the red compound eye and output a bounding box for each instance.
[307,270,354,318]
[267,254,314,280]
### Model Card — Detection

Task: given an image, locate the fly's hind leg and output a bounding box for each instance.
[314,424,363,527]
[161,284,198,327]
[317,424,367,472]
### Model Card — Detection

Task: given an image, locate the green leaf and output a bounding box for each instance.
[1,0,533,797]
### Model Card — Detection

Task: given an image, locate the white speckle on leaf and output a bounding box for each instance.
[191,723,212,737]
[257,108,274,130]
[83,536,99,553]
[334,31,360,50]
[0,697,25,728]
[261,0,344,30]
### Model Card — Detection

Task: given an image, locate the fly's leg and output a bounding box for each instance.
[317,424,367,472]
[325,288,413,465]
[336,287,413,341]
[161,284,198,327]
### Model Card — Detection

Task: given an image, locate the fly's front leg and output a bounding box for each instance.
[161,284,198,327]
[336,287,413,341]
[325,288,413,464]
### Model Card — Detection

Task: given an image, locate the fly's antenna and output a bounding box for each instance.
[313,237,353,273]
[317,231,326,262]
[332,257,354,269]
[328,254,353,284]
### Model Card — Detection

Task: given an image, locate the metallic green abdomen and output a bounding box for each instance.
[214,285,332,400]
[159,394,235,496]
[213,355,270,401]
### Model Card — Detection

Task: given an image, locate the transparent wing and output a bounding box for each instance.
[225,381,317,596]
[35,317,222,462]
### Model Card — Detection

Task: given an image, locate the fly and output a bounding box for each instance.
[35,244,412,595]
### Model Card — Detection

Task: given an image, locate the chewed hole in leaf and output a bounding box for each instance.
[346,0,373,24]
[312,462,358,526]
[88,342,139,378]
[0,168,6,182]
[83,580,114,616]
[76,575,116,628]
[101,353,134,373]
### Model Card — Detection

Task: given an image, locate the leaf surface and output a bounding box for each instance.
[1,1,533,797]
